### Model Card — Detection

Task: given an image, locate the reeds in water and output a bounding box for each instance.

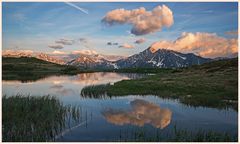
[2,95,81,142]
[81,84,110,98]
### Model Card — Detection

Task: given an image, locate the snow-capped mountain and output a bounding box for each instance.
[68,48,211,69]
[116,48,211,68]
[36,53,65,65]
[67,54,116,69]
[2,50,66,65]
[2,50,33,58]
[2,48,212,69]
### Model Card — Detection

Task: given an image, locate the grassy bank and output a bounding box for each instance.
[81,58,238,110]
[2,57,81,82]
[2,95,81,142]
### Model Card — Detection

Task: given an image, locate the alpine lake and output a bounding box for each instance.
[2,72,238,142]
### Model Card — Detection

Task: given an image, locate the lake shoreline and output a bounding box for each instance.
[81,58,238,111]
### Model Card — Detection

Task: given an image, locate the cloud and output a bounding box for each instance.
[79,38,88,43]
[72,49,98,55]
[225,30,238,36]
[52,50,67,55]
[55,38,74,45]
[48,44,64,49]
[107,42,119,46]
[102,5,174,35]
[150,32,238,58]
[50,84,75,96]
[64,2,88,14]
[102,99,172,129]
[119,43,134,49]
[135,38,146,44]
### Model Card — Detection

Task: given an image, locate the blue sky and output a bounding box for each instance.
[2,2,238,57]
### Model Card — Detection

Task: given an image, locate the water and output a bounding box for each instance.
[2,72,238,141]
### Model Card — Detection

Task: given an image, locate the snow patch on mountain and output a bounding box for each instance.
[172,52,186,60]
[156,58,164,67]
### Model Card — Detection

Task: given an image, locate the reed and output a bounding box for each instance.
[2,95,81,142]
[118,125,237,142]
[81,84,110,98]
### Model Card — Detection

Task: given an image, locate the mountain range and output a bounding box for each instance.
[3,46,234,70]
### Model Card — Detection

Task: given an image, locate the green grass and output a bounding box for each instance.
[2,95,81,142]
[81,58,238,110]
[2,57,82,81]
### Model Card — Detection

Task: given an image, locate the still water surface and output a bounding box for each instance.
[2,72,238,141]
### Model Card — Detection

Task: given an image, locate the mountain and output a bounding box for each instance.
[2,50,33,58]
[36,53,65,65]
[68,48,211,69]
[2,50,66,65]
[2,48,213,69]
[101,55,126,62]
[67,54,116,69]
[116,48,211,69]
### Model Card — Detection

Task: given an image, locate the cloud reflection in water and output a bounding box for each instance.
[102,99,172,129]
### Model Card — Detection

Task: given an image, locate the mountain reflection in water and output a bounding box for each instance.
[102,99,172,129]
[3,72,145,85]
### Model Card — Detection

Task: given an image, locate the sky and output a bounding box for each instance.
[2,2,238,58]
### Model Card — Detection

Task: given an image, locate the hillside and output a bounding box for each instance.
[2,57,79,81]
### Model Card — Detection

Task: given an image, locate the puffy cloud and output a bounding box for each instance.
[55,38,74,45]
[150,32,238,58]
[102,99,172,129]
[48,44,64,49]
[107,42,119,46]
[119,43,134,49]
[72,49,98,55]
[225,30,238,36]
[135,38,146,44]
[52,50,66,55]
[102,5,174,35]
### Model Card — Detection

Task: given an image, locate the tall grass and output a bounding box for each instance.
[81,84,110,99]
[2,95,81,142]
[117,125,237,142]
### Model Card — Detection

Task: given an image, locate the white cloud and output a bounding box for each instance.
[102,5,174,35]
[72,49,97,55]
[52,50,66,55]
[150,32,238,58]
